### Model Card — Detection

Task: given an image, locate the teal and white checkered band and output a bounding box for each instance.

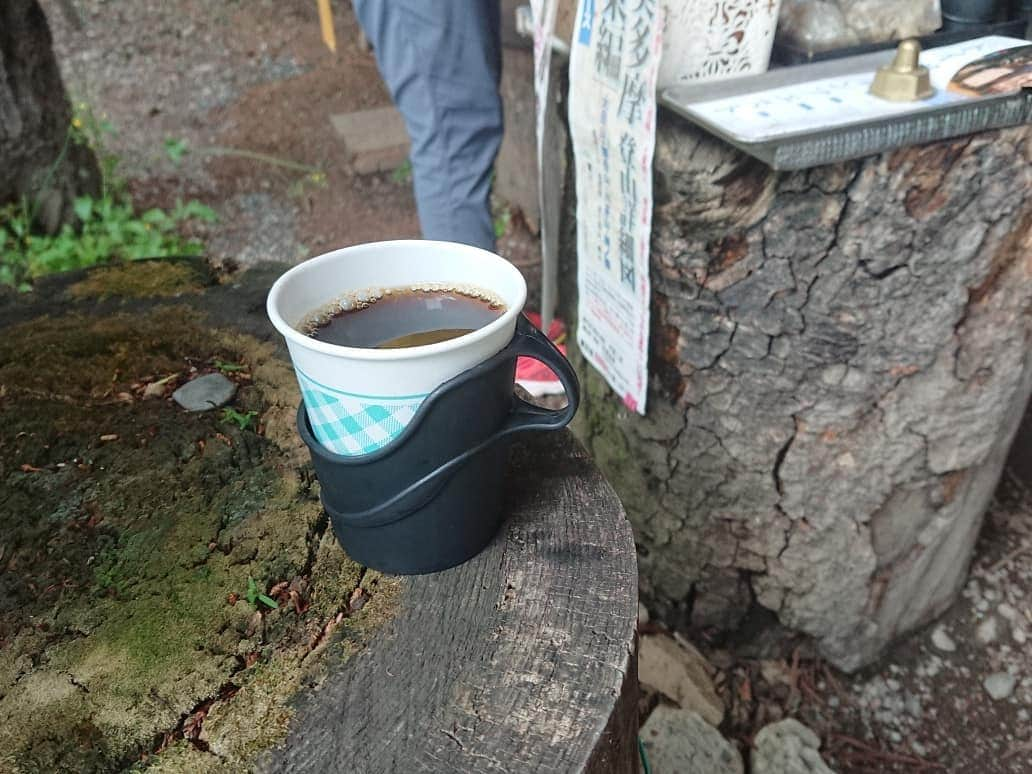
[295,369,427,456]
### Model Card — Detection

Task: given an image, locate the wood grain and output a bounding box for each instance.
[259,432,640,773]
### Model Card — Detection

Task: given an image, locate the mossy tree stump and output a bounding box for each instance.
[562,119,1032,671]
[0,259,639,772]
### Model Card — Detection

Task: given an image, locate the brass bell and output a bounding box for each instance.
[870,39,935,102]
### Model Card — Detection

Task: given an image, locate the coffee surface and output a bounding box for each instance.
[306,288,505,349]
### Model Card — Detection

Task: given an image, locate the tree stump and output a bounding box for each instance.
[260,431,640,773]
[561,117,1032,671]
[0,0,100,231]
[0,260,639,771]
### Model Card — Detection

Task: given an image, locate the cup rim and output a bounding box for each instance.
[266,240,528,362]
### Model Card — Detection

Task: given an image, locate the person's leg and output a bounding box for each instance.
[352,0,503,251]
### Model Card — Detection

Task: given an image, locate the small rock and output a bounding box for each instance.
[638,634,724,726]
[638,602,650,626]
[913,740,927,757]
[984,672,1016,701]
[641,706,743,774]
[931,625,956,653]
[977,599,990,613]
[889,730,902,744]
[1019,709,1030,723]
[172,373,236,412]
[752,718,834,774]
[999,603,1018,621]
[976,616,999,645]
[1015,628,1027,645]
[904,691,922,719]
[143,380,169,398]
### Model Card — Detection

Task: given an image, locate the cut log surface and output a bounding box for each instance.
[561,117,1032,671]
[259,431,640,773]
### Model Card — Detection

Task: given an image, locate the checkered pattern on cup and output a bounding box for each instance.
[296,368,426,456]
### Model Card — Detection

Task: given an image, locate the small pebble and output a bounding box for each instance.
[976,616,999,645]
[905,692,922,719]
[172,373,236,412]
[984,672,1016,701]
[1015,628,1027,645]
[931,625,957,653]
[977,599,990,613]
[999,603,1018,621]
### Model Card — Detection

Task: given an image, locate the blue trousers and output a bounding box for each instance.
[352,0,503,251]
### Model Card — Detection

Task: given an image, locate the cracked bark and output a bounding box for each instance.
[561,114,1032,671]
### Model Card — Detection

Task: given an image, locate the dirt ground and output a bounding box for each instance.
[42,0,541,292]
[39,1,1032,772]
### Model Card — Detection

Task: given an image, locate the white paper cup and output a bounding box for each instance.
[266,240,527,456]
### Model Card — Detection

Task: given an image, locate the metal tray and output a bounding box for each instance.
[660,48,1032,171]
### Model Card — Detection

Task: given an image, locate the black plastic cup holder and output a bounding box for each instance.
[296,315,580,575]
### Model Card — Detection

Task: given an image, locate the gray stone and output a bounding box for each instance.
[984,672,1016,701]
[752,718,835,774]
[931,625,957,653]
[330,106,410,175]
[172,373,236,412]
[638,634,724,726]
[640,706,744,774]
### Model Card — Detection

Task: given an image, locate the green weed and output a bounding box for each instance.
[245,577,279,610]
[0,103,217,290]
[391,159,412,184]
[220,407,258,431]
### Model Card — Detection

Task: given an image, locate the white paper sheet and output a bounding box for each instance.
[569,0,664,414]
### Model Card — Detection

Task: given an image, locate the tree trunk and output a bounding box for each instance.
[0,0,99,232]
[561,116,1032,672]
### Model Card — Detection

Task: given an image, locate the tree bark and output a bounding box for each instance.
[561,115,1032,672]
[0,0,99,232]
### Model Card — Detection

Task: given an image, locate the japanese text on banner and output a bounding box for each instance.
[569,0,662,414]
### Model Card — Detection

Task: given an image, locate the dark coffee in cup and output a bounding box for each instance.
[304,287,506,349]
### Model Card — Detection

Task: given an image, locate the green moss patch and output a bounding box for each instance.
[67,261,206,300]
[0,307,399,772]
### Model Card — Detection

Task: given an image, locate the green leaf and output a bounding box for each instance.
[257,594,279,609]
[391,158,412,184]
[246,577,258,605]
[73,197,94,223]
[164,137,189,164]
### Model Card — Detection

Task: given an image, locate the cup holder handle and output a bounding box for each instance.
[331,315,580,528]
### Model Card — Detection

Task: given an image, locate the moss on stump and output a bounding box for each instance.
[0,263,400,772]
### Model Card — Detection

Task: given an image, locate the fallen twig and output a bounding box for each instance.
[831,733,946,771]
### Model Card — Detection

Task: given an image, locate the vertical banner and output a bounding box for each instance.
[568,0,663,414]
[530,0,561,331]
